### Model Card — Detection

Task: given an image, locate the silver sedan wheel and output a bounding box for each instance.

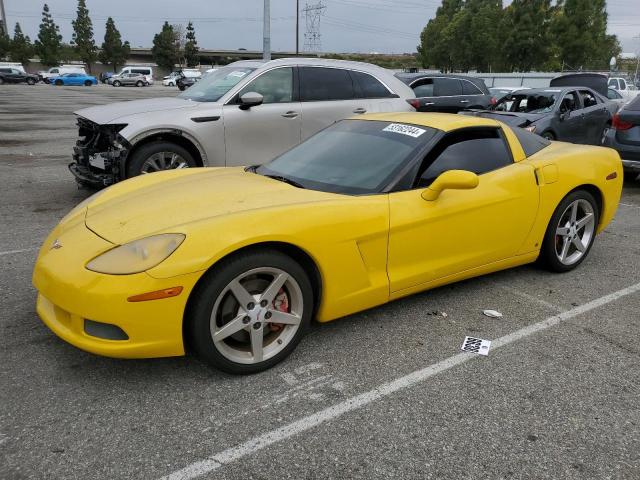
[210,267,304,365]
[555,199,596,265]
[140,151,189,173]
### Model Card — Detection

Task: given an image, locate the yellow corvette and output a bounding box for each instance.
[33,113,623,373]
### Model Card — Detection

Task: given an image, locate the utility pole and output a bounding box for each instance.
[296,0,299,56]
[263,0,271,61]
[0,0,8,37]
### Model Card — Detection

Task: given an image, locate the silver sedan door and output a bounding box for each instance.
[222,67,301,166]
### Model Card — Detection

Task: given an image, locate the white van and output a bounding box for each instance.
[118,66,154,84]
[38,65,86,81]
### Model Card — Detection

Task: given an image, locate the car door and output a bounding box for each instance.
[349,69,402,114]
[387,127,539,294]
[298,66,369,141]
[461,79,490,109]
[222,66,301,166]
[578,89,609,144]
[553,90,583,143]
[9,69,21,82]
[433,78,464,112]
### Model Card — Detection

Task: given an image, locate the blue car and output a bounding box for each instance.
[49,73,98,86]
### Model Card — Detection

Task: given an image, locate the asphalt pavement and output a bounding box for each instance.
[1,84,639,480]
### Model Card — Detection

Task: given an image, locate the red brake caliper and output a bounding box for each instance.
[270,288,289,332]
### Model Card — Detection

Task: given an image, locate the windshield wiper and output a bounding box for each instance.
[264,174,305,189]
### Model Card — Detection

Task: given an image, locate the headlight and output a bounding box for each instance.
[86,234,185,274]
[524,125,537,133]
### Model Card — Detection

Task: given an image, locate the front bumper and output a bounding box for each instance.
[622,159,640,173]
[33,217,201,359]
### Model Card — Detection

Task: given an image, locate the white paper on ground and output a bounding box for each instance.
[461,336,491,356]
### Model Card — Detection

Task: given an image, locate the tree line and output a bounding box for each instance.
[418,0,621,73]
[0,1,200,73]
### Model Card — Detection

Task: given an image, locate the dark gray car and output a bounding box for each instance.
[602,94,640,179]
[395,73,494,113]
[462,87,618,145]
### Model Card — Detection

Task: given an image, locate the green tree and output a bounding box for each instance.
[0,30,12,60]
[463,0,504,72]
[71,0,97,71]
[98,17,130,72]
[552,0,620,70]
[34,3,63,67]
[417,0,463,71]
[502,0,554,71]
[184,21,199,67]
[9,23,34,66]
[152,22,178,72]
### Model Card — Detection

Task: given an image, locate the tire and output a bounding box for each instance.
[136,80,143,87]
[27,78,36,85]
[55,79,63,86]
[168,81,174,87]
[126,141,197,178]
[178,84,186,91]
[541,131,555,141]
[187,249,313,374]
[113,80,121,87]
[539,190,600,273]
[84,80,92,86]
[0,77,5,85]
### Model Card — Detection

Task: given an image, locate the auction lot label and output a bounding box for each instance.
[383,123,427,138]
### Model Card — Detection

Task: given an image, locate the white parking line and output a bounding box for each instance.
[499,285,565,312]
[0,248,37,257]
[161,281,640,480]
[619,203,640,209]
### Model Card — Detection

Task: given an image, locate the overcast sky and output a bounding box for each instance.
[3,0,640,55]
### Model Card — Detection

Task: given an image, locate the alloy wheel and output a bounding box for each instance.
[210,267,304,364]
[554,199,596,266]
[140,151,189,173]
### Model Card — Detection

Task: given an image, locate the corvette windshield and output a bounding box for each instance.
[178,66,256,102]
[256,120,437,194]
[494,92,558,114]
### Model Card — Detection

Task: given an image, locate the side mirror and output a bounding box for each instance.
[421,170,479,201]
[239,92,264,110]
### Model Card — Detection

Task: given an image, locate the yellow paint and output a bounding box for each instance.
[32,114,623,359]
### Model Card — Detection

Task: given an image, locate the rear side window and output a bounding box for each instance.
[0,68,10,73]
[511,127,550,157]
[351,71,393,98]
[417,128,512,187]
[434,78,462,96]
[412,78,434,97]
[625,95,640,111]
[462,80,483,95]
[132,69,150,75]
[300,67,355,101]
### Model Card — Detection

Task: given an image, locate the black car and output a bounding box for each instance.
[0,67,38,85]
[176,75,198,91]
[395,73,495,112]
[603,94,640,179]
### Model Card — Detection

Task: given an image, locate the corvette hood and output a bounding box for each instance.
[84,168,338,244]
[461,110,547,127]
[75,97,197,124]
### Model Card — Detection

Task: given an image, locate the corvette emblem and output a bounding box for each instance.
[51,239,62,250]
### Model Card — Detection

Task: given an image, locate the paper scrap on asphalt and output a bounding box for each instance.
[461,336,491,356]
[483,309,503,318]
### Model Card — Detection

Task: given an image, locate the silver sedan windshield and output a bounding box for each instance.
[178,66,256,102]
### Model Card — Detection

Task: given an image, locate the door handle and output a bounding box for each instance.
[281,111,298,118]
[460,100,470,104]
[353,107,367,114]
[424,102,435,106]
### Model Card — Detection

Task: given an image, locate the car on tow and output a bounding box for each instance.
[0,67,39,85]
[33,112,623,373]
[602,94,640,179]
[68,58,415,187]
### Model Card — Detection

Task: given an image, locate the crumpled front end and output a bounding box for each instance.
[69,117,129,188]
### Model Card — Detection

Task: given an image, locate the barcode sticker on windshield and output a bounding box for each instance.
[383,123,426,138]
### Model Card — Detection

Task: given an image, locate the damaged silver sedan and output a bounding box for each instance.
[69,58,414,187]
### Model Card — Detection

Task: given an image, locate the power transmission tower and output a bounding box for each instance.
[302,1,326,53]
[0,0,7,36]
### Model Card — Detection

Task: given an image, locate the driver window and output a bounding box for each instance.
[411,78,434,97]
[238,67,293,104]
[579,90,597,108]
[416,128,512,188]
[559,92,580,114]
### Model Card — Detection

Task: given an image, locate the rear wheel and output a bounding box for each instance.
[84,80,92,86]
[539,190,599,272]
[187,250,313,374]
[113,80,121,87]
[55,79,63,86]
[0,77,5,85]
[126,141,197,178]
[136,80,143,87]
[26,78,36,85]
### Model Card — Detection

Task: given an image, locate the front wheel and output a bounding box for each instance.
[113,80,121,87]
[136,80,143,87]
[84,80,92,86]
[178,84,186,91]
[27,78,36,85]
[187,250,313,374]
[0,77,4,85]
[55,79,63,86]
[126,141,197,178]
[539,190,599,272]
